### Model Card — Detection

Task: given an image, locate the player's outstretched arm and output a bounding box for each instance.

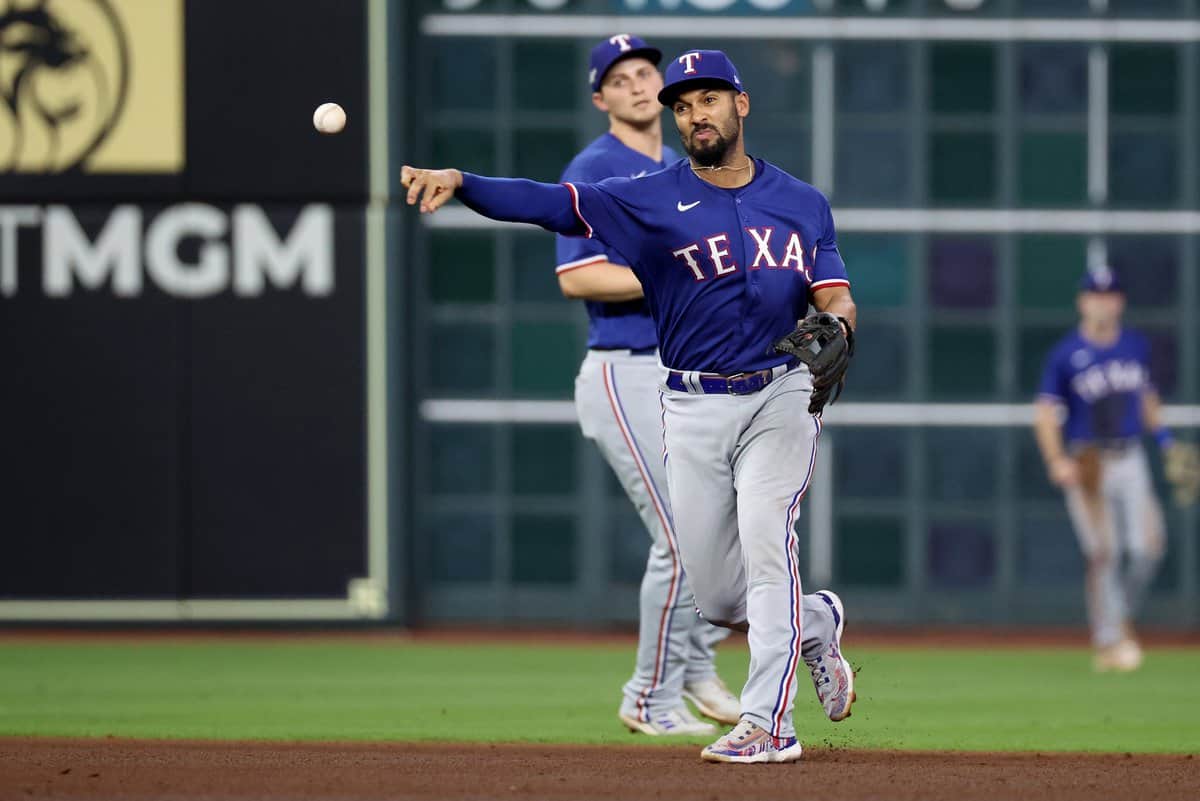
[400,165,584,236]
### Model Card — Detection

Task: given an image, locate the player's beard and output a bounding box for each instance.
[685,119,740,167]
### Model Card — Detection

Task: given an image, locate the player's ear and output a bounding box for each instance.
[735,92,750,119]
[592,91,609,113]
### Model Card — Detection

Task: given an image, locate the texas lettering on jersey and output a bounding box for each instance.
[565,158,850,374]
[1040,329,1153,443]
[1070,359,1148,404]
[671,229,814,282]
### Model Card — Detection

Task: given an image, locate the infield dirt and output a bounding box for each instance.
[2,737,1197,801]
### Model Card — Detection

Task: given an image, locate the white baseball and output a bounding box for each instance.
[312,102,346,134]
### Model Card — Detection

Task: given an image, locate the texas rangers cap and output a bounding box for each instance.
[657,49,745,106]
[589,34,662,92]
[1079,266,1123,293]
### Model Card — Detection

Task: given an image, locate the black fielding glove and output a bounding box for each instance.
[772,312,854,415]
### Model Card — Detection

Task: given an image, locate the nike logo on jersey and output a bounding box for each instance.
[677,200,701,212]
[630,170,648,179]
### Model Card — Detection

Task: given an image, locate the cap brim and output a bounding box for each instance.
[596,47,663,89]
[657,77,742,106]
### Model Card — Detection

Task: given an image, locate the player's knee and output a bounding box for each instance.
[1129,546,1165,567]
[645,541,674,563]
[1086,550,1115,571]
[705,618,749,633]
[693,594,744,628]
[1144,518,1168,561]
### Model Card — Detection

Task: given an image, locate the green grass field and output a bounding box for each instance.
[1,640,1197,753]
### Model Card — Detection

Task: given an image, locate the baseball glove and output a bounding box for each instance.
[1164,441,1200,508]
[772,312,854,415]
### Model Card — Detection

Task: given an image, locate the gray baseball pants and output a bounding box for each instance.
[1065,444,1166,647]
[659,366,838,740]
[575,348,730,721]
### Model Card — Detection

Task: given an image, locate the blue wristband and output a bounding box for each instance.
[1154,428,1174,450]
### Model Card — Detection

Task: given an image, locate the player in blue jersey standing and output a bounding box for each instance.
[402,49,857,764]
[1034,267,1171,672]
[560,35,739,737]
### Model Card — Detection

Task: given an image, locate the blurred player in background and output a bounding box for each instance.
[1034,266,1177,672]
[558,34,738,737]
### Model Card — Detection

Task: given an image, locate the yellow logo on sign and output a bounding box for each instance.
[0,0,183,173]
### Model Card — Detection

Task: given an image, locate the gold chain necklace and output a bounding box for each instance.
[690,157,753,175]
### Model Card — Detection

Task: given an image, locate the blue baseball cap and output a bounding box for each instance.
[589,34,661,92]
[657,49,745,105]
[1080,266,1123,293]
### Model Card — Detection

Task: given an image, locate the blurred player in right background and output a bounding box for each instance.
[1033,265,1200,672]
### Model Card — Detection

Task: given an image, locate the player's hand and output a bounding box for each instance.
[1048,455,1079,488]
[1164,441,1200,507]
[772,313,853,415]
[400,166,463,214]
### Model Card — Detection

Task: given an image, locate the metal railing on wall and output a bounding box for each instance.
[422,14,1200,43]
[420,398,1200,598]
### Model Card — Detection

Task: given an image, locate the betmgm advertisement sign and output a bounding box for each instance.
[0,1,338,300]
[0,203,334,299]
[0,1,372,619]
[0,0,183,175]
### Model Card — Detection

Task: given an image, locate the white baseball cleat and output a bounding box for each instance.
[683,676,741,724]
[700,719,803,764]
[807,590,856,722]
[1094,638,1143,673]
[619,706,717,736]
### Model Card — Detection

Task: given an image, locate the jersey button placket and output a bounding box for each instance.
[735,195,758,335]
[737,196,756,287]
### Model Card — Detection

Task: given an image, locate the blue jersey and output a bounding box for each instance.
[1038,329,1153,444]
[556,133,679,351]
[566,158,850,373]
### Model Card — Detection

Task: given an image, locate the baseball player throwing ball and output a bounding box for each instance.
[403,49,857,764]
[1034,267,1196,671]
[559,35,738,737]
